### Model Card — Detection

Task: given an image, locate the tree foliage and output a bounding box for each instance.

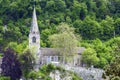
[1,48,22,80]
[49,23,79,62]
[81,48,99,67]
[104,56,120,80]
[0,0,120,70]
[0,76,10,80]
[0,0,120,50]
[19,49,35,78]
[81,38,113,68]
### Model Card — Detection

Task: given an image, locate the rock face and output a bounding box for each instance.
[49,64,104,80]
[64,65,104,80]
[50,70,72,80]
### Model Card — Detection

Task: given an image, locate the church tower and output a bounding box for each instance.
[29,7,40,53]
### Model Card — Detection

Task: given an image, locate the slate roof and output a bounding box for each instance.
[41,48,60,56]
[40,47,85,56]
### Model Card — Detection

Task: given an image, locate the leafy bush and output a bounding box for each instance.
[46,63,55,73]
[0,76,10,80]
[27,71,40,80]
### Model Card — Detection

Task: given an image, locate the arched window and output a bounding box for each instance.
[32,37,36,43]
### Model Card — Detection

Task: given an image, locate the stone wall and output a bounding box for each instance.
[62,65,104,80]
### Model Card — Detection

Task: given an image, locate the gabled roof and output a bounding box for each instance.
[40,47,85,56]
[41,48,60,56]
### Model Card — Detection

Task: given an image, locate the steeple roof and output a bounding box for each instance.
[30,7,39,33]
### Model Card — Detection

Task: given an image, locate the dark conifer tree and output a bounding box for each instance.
[1,48,22,80]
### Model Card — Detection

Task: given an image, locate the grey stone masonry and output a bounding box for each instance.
[29,7,40,53]
[29,7,41,70]
[64,65,104,80]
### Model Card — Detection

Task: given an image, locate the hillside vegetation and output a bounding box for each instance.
[0,0,120,79]
[0,0,120,69]
[0,0,120,47]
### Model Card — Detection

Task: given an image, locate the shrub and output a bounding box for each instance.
[0,76,10,80]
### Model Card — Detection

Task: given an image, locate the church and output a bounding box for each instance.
[29,8,85,66]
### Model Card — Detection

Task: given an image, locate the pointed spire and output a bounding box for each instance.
[30,7,39,33]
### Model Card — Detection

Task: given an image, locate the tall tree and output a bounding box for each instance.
[1,48,22,80]
[19,49,35,78]
[49,23,79,62]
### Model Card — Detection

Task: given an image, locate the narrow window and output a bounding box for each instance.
[32,37,36,43]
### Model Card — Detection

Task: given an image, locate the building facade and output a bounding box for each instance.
[29,8,85,66]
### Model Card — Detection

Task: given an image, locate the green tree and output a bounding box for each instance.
[73,19,83,33]
[77,16,102,40]
[81,38,113,68]
[6,42,18,52]
[27,71,41,80]
[81,48,99,67]
[100,16,114,40]
[114,18,120,36]
[97,57,108,68]
[72,1,87,20]
[95,0,110,19]
[41,29,52,47]
[105,37,120,57]
[108,0,120,18]
[49,23,79,63]
[19,49,35,78]
[6,41,28,54]
[103,37,120,79]
[0,76,10,80]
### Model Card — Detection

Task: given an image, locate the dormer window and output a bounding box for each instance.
[32,37,36,43]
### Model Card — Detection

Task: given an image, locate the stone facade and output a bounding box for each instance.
[29,8,40,54]
[29,8,85,66]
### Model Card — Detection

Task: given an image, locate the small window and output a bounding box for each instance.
[51,56,54,61]
[32,37,36,43]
